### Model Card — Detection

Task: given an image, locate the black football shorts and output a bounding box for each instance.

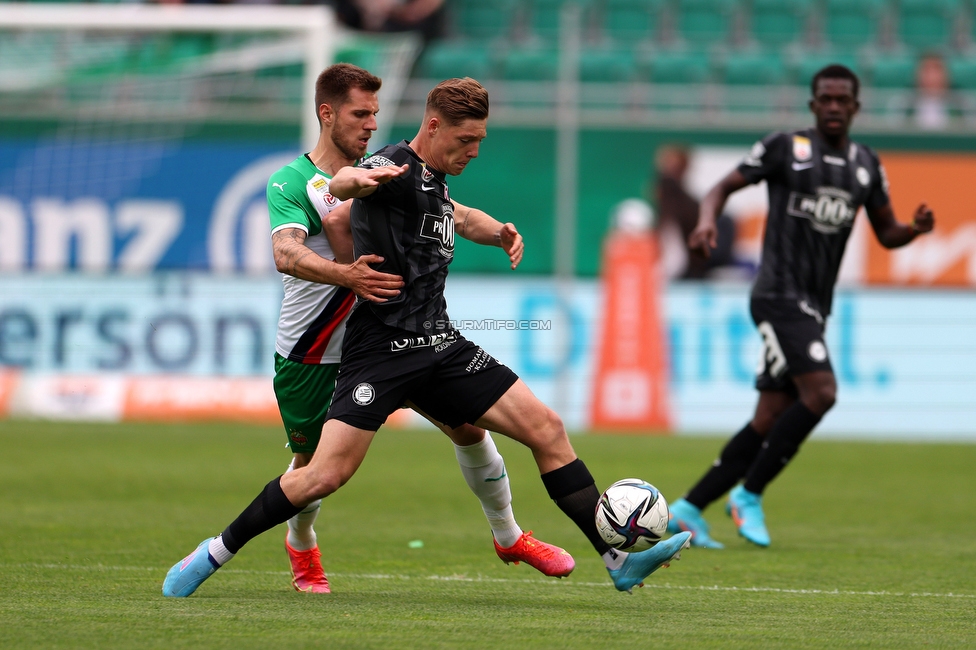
[750,297,833,395]
[326,306,519,431]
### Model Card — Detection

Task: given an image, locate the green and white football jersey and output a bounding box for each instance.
[267,154,355,364]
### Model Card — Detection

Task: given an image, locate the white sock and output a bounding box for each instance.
[603,547,627,571]
[454,432,523,548]
[208,535,235,567]
[285,458,320,551]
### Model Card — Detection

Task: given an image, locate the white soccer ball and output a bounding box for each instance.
[595,478,670,552]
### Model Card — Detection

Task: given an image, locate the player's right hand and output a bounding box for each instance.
[345,254,404,303]
[688,220,718,258]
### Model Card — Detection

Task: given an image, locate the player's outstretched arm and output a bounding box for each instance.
[867,203,935,248]
[271,227,403,302]
[328,164,410,200]
[323,200,355,264]
[452,200,523,270]
[689,169,749,258]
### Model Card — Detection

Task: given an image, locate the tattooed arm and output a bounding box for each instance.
[271,227,403,302]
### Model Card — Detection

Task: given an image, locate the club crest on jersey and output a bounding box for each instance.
[420,205,455,258]
[352,383,375,406]
[310,174,340,207]
[793,136,812,162]
[856,167,870,186]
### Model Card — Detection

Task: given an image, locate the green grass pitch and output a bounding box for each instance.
[1,420,974,648]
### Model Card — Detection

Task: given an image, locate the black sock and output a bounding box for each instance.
[221,476,304,554]
[743,402,822,495]
[685,424,764,510]
[541,458,612,556]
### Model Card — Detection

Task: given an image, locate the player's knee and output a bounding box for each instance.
[303,468,348,501]
[534,407,568,448]
[805,385,837,416]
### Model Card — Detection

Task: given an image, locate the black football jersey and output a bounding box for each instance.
[351,140,455,334]
[738,127,890,317]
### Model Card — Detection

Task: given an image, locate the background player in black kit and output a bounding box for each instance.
[163,77,692,598]
[666,65,935,549]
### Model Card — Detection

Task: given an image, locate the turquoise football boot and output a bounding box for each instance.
[668,498,724,549]
[608,531,691,593]
[727,485,771,547]
[163,537,220,597]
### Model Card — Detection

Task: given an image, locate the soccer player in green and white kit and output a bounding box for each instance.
[244,64,573,595]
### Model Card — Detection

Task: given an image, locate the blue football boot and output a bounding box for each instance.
[608,531,691,593]
[727,485,771,547]
[163,537,220,597]
[667,498,725,549]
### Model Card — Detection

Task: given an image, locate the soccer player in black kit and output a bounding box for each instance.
[666,65,935,549]
[162,77,692,597]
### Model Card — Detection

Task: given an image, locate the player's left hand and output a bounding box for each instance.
[911,203,935,234]
[498,223,523,270]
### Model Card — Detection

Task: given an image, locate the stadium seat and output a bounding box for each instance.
[525,0,595,42]
[450,0,517,42]
[793,52,861,88]
[721,50,787,84]
[603,0,664,44]
[672,0,739,47]
[641,48,712,83]
[868,55,917,88]
[896,0,960,51]
[416,42,495,80]
[748,0,812,47]
[579,47,636,82]
[822,0,884,51]
[500,47,560,81]
[948,55,976,89]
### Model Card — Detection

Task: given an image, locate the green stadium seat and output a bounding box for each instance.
[672,0,738,47]
[500,47,560,81]
[792,52,861,91]
[450,0,517,42]
[530,0,595,42]
[641,48,712,83]
[416,42,495,80]
[579,47,636,82]
[603,0,663,44]
[947,56,976,89]
[749,0,811,47]
[869,55,917,88]
[822,0,883,51]
[721,50,787,84]
[896,0,959,51]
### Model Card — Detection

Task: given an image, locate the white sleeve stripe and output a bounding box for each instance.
[271,223,309,235]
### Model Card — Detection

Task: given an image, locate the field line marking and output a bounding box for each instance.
[7,563,974,600]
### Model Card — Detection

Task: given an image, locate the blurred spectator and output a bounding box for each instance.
[332,0,446,44]
[913,53,950,130]
[652,144,736,280]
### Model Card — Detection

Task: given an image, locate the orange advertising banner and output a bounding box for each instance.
[123,376,281,425]
[590,231,672,433]
[869,152,976,286]
[0,370,19,417]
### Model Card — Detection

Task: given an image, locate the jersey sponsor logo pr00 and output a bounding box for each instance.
[786,188,856,233]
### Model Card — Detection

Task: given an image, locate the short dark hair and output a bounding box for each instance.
[314,63,382,123]
[811,64,860,99]
[425,77,489,125]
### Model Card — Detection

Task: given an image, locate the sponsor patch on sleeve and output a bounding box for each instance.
[362,154,396,168]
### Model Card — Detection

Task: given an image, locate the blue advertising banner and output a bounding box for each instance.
[2,274,973,440]
[0,139,299,273]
